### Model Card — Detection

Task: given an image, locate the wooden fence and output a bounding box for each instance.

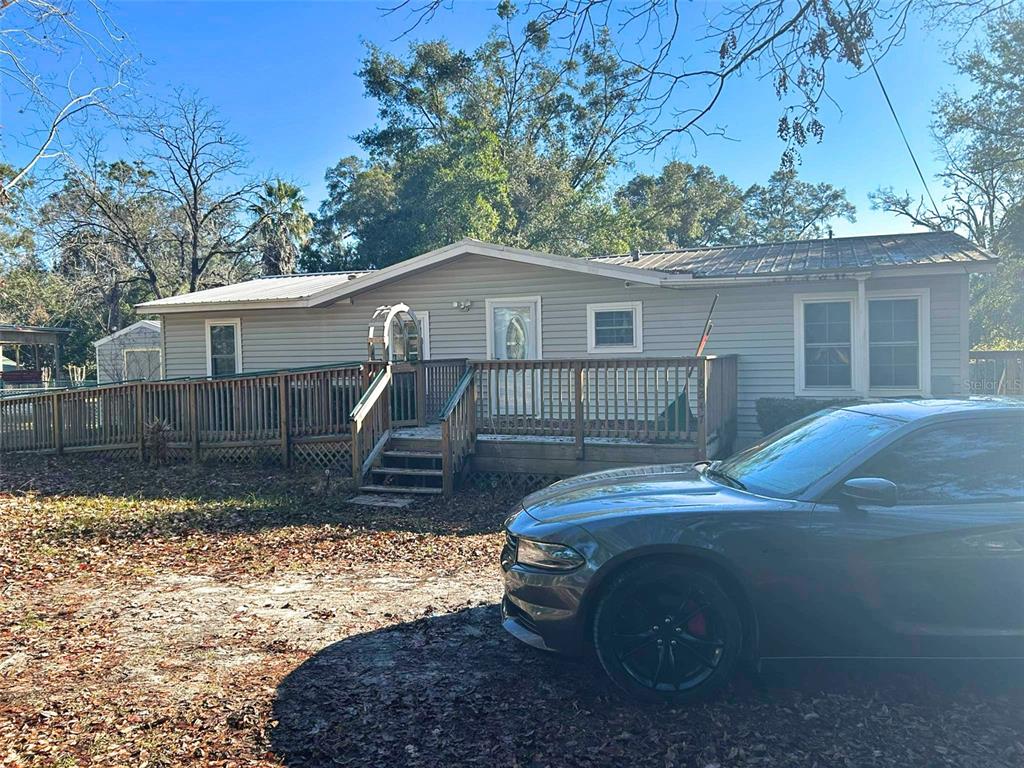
[969,350,1024,396]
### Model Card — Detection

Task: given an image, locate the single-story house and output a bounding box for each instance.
[136,231,996,444]
[94,320,163,384]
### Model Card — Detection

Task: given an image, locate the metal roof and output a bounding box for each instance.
[590,231,996,277]
[0,324,72,345]
[138,272,370,310]
[135,232,996,314]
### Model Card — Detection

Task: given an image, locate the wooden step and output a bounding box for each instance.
[382,450,442,460]
[359,484,443,495]
[389,437,442,452]
[371,466,443,476]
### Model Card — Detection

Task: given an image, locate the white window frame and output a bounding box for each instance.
[484,297,543,360]
[205,318,242,377]
[794,288,930,398]
[122,347,163,381]
[866,288,931,397]
[587,301,643,354]
[417,311,430,360]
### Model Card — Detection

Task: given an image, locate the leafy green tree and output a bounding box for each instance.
[612,161,751,250]
[0,164,37,266]
[872,12,1024,346]
[744,168,856,242]
[250,180,313,275]
[305,22,645,266]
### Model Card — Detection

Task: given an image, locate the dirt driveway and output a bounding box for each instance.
[1,456,1022,767]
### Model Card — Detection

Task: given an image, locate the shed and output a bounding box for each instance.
[94,320,163,384]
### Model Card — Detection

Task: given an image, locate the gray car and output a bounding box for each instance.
[500,399,1024,703]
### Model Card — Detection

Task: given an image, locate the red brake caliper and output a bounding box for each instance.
[685,600,707,637]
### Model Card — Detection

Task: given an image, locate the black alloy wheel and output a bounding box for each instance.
[593,562,743,704]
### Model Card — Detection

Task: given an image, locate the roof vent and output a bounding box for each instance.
[630,247,640,262]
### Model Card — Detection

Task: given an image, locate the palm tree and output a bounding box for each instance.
[250,180,313,275]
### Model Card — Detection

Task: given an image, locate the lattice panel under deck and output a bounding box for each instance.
[291,441,352,474]
[83,448,139,462]
[200,445,282,466]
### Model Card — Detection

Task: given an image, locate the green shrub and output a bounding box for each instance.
[755,397,861,435]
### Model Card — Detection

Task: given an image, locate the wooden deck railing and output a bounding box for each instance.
[1,355,739,482]
[424,358,469,419]
[439,368,476,496]
[969,350,1023,396]
[0,363,371,463]
[471,356,738,458]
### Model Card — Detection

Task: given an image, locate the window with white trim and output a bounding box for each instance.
[803,300,852,387]
[869,298,919,388]
[206,320,241,377]
[794,290,929,397]
[587,302,642,353]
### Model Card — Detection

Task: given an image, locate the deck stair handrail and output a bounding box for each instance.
[349,367,393,482]
[438,367,476,496]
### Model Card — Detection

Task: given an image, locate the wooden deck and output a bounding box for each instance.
[390,425,699,478]
[0,355,738,495]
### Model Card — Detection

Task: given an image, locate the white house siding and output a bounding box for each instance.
[157,254,969,440]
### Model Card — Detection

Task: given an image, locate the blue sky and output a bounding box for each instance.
[6,1,971,237]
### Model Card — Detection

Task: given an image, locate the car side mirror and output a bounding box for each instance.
[841,477,898,508]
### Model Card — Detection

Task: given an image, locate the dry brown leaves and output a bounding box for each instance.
[1,454,1022,768]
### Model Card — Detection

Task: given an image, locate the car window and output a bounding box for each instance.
[716,408,902,498]
[850,417,1024,503]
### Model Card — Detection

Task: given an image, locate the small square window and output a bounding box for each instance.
[587,303,642,353]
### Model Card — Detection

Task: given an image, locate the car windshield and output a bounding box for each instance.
[714,408,903,498]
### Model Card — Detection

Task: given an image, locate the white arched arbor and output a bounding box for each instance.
[366,303,424,364]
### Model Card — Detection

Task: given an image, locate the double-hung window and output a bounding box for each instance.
[869,298,920,388]
[795,290,929,396]
[587,302,643,354]
[802,300,852,387]
[206,319,241,377]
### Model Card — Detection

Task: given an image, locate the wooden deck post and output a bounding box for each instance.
[441,419,452,497]
[467,373,477,453]
[189,381,200,463]
[135,382,145,461]
[51,393,63,455]
[351,418,362,483]
[695,359,707,461]
[573,360,585,459]
[278,372,291,468]
[415,362,427,427]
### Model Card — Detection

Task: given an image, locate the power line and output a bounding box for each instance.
[865,48,942,216]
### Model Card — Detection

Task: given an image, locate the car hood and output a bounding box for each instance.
[520,463,740,525]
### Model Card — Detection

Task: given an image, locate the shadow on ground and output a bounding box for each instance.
[271,605,1024,768]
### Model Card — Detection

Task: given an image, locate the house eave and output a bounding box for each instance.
[306,239,666,307]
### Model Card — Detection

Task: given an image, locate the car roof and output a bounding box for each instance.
[843,397,1024,422]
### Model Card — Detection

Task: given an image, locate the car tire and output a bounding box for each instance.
[592,561,744,705]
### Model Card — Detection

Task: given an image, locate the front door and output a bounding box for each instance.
[487,299,539,417]
[806,414,1024,658]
